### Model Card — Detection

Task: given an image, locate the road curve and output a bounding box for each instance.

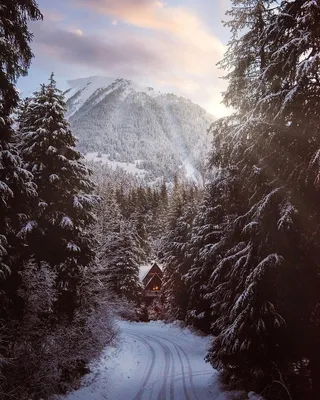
[61,321,216,400]
[120,322,214,400]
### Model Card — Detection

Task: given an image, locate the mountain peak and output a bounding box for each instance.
[65,76,214,182]
[64,76,162,118]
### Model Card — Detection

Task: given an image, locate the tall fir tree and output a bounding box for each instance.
[0,0,42,388]
[161,183,199,320]
[184,173,235,333]
[0,0,42,277]
[198,1,320,399]
[104,220,143,303]
[18,74,99,316]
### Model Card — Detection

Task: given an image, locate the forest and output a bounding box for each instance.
[1,1,320,400]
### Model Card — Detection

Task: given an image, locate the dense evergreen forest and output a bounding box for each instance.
[1,1,320,400]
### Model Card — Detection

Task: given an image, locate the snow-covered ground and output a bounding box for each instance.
[85,152,148,177]
[61,321,261,400]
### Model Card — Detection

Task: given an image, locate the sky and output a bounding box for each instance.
[19,0,231,118]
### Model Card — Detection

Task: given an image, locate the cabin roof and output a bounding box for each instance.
[139,262,163,282]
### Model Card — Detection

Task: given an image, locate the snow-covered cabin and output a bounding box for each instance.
[140,262,163,304]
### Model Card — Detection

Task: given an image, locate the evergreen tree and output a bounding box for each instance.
[100,214,145,303]
[0,0,42,276]
[19,74,99,316]
[184,175,233,333]
[199,1,320,398]
[104,221,143,303]
[161,183,198,320]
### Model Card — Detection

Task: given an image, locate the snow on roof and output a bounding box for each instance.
[139,262,162,281]
[139,265,151,281]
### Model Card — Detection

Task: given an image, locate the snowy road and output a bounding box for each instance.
[62,320,229,400]
[122,323,214,400]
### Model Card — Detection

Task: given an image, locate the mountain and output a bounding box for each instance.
[65,76,215,181]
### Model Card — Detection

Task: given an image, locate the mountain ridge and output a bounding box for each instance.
[65,76,215,181]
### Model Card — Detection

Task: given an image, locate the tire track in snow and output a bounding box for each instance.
[175,341,200,400]
[141,333,190,400]
[156,338,172,400]
[152,333,201,400]
[147,370,212,388]
[127,333,157,400]
[126,330,205,400]
[138,333,175,400]
[171,371,213,386]
[171,341,191,400]
[155,340,173,400]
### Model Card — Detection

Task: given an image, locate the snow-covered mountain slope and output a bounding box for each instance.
[85,152,147,177]
[65,76,214,181]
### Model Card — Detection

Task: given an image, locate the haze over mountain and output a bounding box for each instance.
[64,76,215,181]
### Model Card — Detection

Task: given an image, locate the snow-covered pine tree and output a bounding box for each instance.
[147,182,169,248]
[0,0,42,392]
[19,74,99,316]
[96,182,122,237]
[0,0,41,277]
[103,220,143,303]
[203,1,320,398]
[184,172,235,333]
[93,182,123,276]
[126,186,151,258]
[161,182,199,320]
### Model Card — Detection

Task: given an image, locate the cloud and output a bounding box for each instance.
[69,0,228,115]
[74,28,84,36]
[28,0,230,117]
[74,0,225,55]
[42,8,65,22]
[30,22,162,77]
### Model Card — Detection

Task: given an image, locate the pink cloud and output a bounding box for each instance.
[72,0,225,74]
[74,1,223,51]
[42,8,65,22]
[29,0,229,117]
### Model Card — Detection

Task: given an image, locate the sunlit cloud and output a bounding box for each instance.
[26,0,230,118]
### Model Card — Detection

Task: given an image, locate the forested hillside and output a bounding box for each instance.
[65,76,214,181]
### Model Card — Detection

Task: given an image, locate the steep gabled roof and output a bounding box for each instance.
[140,262,163,283]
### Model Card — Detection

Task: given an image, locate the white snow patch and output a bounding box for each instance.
[60,216,74,229]
[182,157,199,182]
[18,220,38,237]
[65,76,116,118]
[85,152,148,177]
[67,242,81,252]
[139,264,152,281]
[65,76,115,102]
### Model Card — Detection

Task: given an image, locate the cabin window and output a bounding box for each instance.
[152,285,159,291]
